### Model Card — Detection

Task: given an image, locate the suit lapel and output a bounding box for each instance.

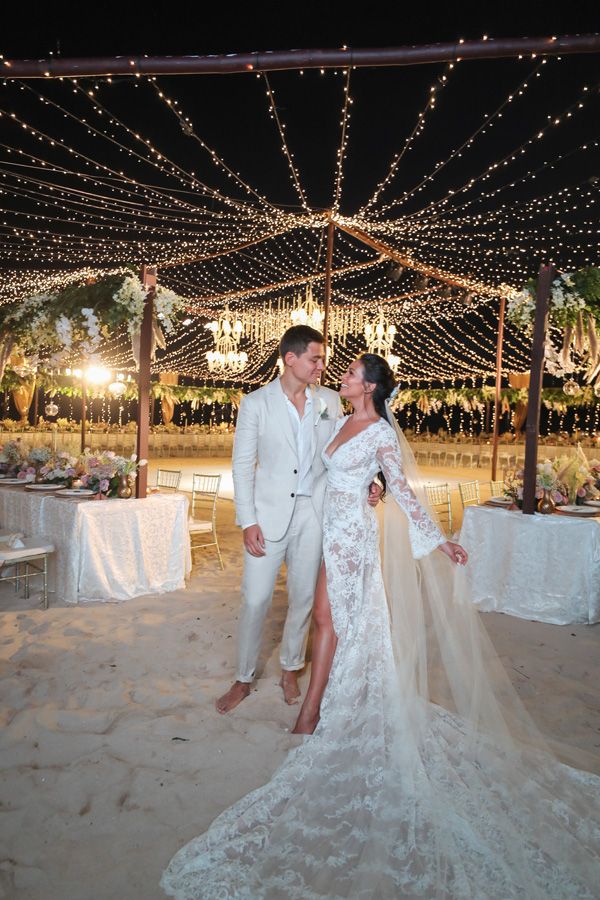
[309,385,320,462]
[268,378,297,455]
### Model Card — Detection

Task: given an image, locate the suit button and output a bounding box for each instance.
[293,469,298,474]
[291,493,295,498]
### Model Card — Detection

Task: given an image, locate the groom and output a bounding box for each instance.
[217,325,350,713]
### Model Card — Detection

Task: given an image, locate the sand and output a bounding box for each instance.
[1,461,599,900]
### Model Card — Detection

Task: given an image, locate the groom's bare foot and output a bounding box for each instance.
[291,704,320,734]
[215,681,250,714]
[280,670,301,705]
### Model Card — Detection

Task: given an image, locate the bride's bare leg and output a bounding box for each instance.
[292,563,336,734]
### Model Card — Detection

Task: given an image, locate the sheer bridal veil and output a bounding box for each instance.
[378,399,600,897]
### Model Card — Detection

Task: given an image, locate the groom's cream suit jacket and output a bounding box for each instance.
[233,379,342,542]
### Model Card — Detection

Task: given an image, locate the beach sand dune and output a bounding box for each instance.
[0,498,599,899]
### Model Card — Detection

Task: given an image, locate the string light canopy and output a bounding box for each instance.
[0,37,598,386]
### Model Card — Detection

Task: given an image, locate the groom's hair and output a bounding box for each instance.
[279,325,324,360]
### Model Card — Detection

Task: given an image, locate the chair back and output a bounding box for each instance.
[489,479,505,497]
[191,473,221,520]
[157,468,182,491]
[459,480,480,508]
[425,482,452,535]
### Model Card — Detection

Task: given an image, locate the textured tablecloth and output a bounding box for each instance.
[459,505,600,625]
[0,488,191,604]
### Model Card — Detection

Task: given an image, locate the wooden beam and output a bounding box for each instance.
[491,296,506,481]
[136,265,156,498]
[333,218,501,298]
[522,264,555,515]
[159,228,291,269]
[186,258,381,309]
[5,36,599,78]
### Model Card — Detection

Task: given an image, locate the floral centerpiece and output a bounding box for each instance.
[38,450,80,485]
[0,439,27,475]
[503,450,600,509]
[79,450,147,498]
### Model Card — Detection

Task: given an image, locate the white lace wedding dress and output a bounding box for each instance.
[162,417,600,899]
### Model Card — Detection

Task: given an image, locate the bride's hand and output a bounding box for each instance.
[438,541,468,566]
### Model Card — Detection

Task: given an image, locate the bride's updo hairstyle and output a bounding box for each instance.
[358,353,396,418]
[358,353,397,499]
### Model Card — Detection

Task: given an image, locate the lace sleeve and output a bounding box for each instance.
[376,434,445,559]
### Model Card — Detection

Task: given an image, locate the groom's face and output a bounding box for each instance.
[286,341,325,384]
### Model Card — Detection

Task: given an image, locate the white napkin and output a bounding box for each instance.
[0,533,25,550]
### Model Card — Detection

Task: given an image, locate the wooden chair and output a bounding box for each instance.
[458,480,481,509]
[189,474,224,570]
[155,468,182,492]
[425,483,452,535]
[0,537,55,609]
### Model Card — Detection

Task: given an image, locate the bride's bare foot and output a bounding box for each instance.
[280,670,301,705]
[215,681,250,714]
[291,704,320,734]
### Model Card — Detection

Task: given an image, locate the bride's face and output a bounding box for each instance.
[340,360,375,403]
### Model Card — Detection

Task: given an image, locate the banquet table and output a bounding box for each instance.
[0,487,191,604]
[459,504,600,625]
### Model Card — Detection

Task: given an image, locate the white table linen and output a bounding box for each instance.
[0,488,191,604]
[459,504,600,625]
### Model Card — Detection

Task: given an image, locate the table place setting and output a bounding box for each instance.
[554,504,600,517]
[484,496,513,509]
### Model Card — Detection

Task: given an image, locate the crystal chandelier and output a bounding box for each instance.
[364,309,399,373]
[205,306,248,374]
[290,284,324,330]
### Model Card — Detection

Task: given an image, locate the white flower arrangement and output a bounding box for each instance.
[154,286,184,334]
[112,276,147,336]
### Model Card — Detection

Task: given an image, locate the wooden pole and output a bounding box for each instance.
[136,265,156,498]
[80,379,87,453]
[522,264,555,515]
[6,35,600,78]
[491,296,506,481]
[323,219,335,380]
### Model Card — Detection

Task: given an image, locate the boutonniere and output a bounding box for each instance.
[315,396,329,425]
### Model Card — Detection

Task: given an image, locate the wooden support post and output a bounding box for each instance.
[136,265,156,498]
[522,264,555,515]
[323,219,335,381]
[491,296,506,481]
[80,379,87,453]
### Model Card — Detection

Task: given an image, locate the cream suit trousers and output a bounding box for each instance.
[236,496,323,683]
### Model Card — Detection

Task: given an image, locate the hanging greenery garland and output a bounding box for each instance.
[0,270,186,381]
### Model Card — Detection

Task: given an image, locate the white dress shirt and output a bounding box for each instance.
[281,381,314,497]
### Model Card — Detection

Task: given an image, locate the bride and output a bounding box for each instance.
[162,354,600,899]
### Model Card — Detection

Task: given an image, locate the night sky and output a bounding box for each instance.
[1,4,599,387]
